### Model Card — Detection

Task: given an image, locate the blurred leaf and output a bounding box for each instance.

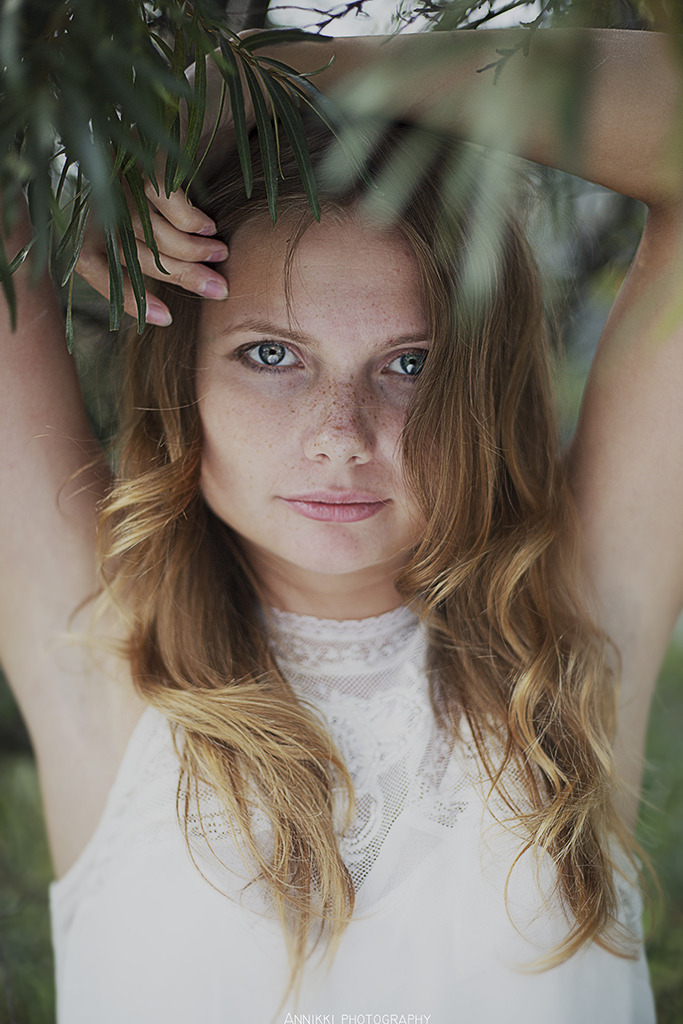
[360,125,442,225]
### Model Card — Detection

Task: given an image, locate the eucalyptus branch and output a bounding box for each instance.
[0,0,332,339]
[475,0,553,83]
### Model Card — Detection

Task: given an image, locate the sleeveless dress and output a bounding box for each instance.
[50,606,656,1023]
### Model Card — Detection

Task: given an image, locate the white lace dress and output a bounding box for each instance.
[50,607,656,1023]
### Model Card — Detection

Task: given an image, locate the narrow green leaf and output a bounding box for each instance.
[161,27,186,138]
[286,73,343,134]
[114,180,146,333]
[25,168,51,281]
[242,60,279,223]
[256,53,336,80]
[184,77,227,194]
[54,155,72,204]
[124,163,167,275]
[284,73,368,192]
[8,239,34,274]
[0,235,17,330]
[150,31,174,63]
[104,221,124,332]
[187,49,208,161]
[217,41,253,198]
[164,113,181,197]
[171,27,186,80]
[55,189,88,263]
[175,49,206,190]
[261,75,320,221]
[60,196,91,287]
[0,178,21,240]
[111,138,128,181]
[240,29,332,52]
[65,273,75,354]
[75,164,84,207]
[55,163,87,266]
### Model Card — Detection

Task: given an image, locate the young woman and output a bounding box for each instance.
[1,26,681,1024]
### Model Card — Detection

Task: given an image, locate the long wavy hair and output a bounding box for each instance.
[97,123,640,1000]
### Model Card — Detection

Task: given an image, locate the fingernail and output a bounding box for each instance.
[200,278,228,300]
[146,303,173,326]
[205,247,228,263]
[196,220,217,236]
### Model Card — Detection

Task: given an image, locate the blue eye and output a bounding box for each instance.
[386,350,427,377]
[245,342,298,368]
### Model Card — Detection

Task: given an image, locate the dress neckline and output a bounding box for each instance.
[266,604,421,675]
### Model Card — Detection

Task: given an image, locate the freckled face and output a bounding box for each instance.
[196,213,429,611]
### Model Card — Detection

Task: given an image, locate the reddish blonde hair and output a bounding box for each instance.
[97,125,641,1000]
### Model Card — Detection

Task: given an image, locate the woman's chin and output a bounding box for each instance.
[243,538,411,599]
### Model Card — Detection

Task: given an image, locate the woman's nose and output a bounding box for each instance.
[302,382,375,465]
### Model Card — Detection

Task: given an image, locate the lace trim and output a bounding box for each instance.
[267,604,420,674]
[260,604,474,898]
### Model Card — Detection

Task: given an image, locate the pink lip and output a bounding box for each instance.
[280,491,388,523]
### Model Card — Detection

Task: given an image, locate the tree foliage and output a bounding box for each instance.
[1,0,680,345]
[0,0,335,343]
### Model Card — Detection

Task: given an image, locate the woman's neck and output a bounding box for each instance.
[248,547,407,621]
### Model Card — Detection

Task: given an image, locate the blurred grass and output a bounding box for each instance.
[638,632,683,1022]
[0,732,54,1024]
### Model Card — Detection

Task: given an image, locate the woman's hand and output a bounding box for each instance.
[76,180,229,326]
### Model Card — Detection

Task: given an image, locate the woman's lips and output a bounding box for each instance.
[280,492,388,523]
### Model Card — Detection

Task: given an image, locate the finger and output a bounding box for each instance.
[133,245,229,300]
[144,179,217,236]
[131,206,228,266]
[76,248,173,326]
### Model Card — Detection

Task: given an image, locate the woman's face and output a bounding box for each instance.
[196,211,429,617]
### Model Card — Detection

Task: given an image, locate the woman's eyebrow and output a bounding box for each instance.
[221,317,430,350]
[223,318,309,343]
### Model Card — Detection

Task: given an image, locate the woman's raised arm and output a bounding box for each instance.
[0,205,144,874]
[258,29,681,205]
[0,203,103,697]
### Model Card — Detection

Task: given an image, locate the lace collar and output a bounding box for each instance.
[266,604,421,675]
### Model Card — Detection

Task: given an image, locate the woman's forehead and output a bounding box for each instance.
[201,214,427,344]
[234,211,420,291]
